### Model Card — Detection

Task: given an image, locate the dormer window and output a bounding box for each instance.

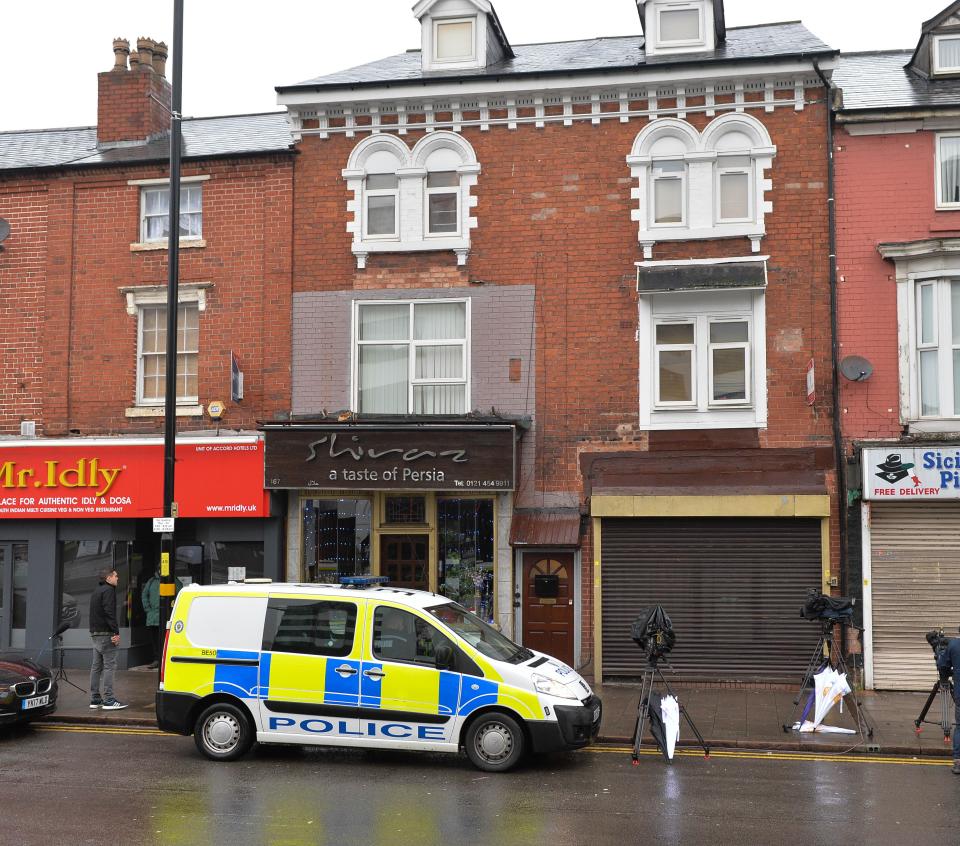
[658,4,703,45]
[935,34,960,73]
[434,17,476,63]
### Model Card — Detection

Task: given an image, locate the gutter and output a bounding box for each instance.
[812,58,848,601]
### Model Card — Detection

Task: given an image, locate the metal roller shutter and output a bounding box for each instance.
[870,503,960,690]
[601,517,823,681]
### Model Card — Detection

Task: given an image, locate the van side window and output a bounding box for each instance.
[263,599,357,658]
[373,606,454,666]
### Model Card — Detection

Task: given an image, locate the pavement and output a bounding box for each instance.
[41,666,956,757]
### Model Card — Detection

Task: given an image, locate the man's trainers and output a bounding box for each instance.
[89,700,102,709]
[101,700,128,711]
[952,760,960,775]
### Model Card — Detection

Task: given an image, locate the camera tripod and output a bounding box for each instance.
[783,617,874,739]
[914,677,954,743]
[52,631,85,693]
[632,653,709,764]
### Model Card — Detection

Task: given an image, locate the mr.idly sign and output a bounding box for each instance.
[863,447,960,500]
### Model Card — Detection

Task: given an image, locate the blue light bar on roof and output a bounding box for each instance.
[339,575,390,588]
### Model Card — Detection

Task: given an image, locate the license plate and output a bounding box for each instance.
[22,695,49,710]
[592,706,601,722]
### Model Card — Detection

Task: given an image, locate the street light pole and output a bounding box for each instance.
[159,0,185,637]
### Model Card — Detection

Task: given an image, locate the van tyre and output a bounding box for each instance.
[194,703,254,762]
[465,712,525,772]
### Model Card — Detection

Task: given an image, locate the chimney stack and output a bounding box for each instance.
[97,35,172,146]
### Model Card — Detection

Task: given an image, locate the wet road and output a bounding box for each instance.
[0,725,954,846]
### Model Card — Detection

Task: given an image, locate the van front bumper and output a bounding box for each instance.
[526,695,602,754]
[156,690,199,735]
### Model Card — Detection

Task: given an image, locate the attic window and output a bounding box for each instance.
[934,34,960,73]
[435,18,476,62]
[658,4,703,45]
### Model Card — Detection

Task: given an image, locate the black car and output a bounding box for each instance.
[0,657,57,725]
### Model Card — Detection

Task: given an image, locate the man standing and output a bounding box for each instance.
[936,633,960,774]
[141,569,182,669]
[89,568,127,710]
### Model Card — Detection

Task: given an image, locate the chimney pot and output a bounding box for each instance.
[153,41,168,77]
[136,37,155,71]
[129,51,140,70]
[112,38,130,71]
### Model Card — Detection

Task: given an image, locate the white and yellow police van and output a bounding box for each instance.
[156,577,602,772]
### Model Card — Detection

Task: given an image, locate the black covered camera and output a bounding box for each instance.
[926,629,955,681]
[631,605,676,660]
[800,589,855,622]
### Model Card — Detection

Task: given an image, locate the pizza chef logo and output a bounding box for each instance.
[875,453,920,486]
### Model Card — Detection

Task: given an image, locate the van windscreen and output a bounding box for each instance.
[427,602,532,664]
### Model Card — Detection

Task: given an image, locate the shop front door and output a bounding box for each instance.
[380,535,429,591]
[0,544,10,649]
[522,552,574,666]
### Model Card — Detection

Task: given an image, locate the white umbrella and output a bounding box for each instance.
[814,668,851,728]
[661,695,680,760]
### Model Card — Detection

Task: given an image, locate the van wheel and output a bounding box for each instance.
[194,703,253,762]
[465,712,525,772]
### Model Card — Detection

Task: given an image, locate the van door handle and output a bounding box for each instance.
[363,668,386,681]
[335,665,359,677]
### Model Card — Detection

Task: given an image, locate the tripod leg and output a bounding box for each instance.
[940,685,952,743]
[915,682,940,731]
[632,671,652,765]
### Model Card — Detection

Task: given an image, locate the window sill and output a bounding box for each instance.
[125,405,205,418]
[905,418,960,434]
[130,239,206,253]
[353,237,471,269]
[641,408,765,431]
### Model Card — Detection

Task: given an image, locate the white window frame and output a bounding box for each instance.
[653,320,697,408]
[707,319,752,406]
[432,17,477,64]
[933,34,960,75]
[351,298,472,415]
[909,278,960,420]
[936,133,960,210]
[716,156,754,223]
[136,302,200,407]
[425,171,461,238]
[363,174,400,240]
[639,283,767,431]
[656,2,704,48]
[650,161,687,228]
[139,183,203,244]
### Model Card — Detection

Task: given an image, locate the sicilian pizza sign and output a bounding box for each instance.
[863,447,960,501]
[264,425,517,491]
[0,437,269,518]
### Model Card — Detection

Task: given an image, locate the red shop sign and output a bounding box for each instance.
[0,438,269,519]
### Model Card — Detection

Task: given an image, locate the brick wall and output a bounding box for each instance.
[0,154,295,437]
[834,126,959,445]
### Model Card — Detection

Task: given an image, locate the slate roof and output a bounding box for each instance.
[278,22,834,93]
[834,51,960,112]
[0,112,293,173]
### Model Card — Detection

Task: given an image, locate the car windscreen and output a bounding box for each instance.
[427,602,532,664]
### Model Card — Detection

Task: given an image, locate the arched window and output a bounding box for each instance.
[343,131,480,268]
[627,114,776,258]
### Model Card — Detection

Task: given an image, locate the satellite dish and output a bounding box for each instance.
[840,355,874,382]
[0,218,9,244]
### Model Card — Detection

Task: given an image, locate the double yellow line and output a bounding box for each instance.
[36,723,165,737]
[589,745,952,767]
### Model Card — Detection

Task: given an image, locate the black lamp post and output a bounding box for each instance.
[159,0,185,635]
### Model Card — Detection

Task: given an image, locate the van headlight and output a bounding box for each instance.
[532,673,579,700]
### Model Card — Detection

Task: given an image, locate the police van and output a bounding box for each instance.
[155,578,602,772]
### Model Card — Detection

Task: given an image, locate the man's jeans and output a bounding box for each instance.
[954,696,960,761]
[90,635,117,702]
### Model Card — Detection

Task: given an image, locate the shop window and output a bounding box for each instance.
[302,498,372,583]
[384,495,427,524]
[264,598,357,658]
[10,544,27,630]
[355,299,469,415]
[372,605,454,665]
[438,498,494,623]
[205,541,265,585]
[59,541,129,632]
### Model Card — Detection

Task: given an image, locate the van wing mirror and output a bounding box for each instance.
[435,644,456,671]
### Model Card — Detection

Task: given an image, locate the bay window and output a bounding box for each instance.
[651,161,685,225]
[937,134,960,208]
[355,299,469,415]
[915,280,960,418]
[426,171,460,235]
[365,173,399,238]
[717,156,752,222]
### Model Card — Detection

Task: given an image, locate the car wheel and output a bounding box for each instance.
[465,712,525,772]
[193,702,254,762]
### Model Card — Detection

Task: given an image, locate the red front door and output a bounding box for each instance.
[522,552,574,666]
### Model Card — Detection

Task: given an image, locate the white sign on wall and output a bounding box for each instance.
[863,447,960,500]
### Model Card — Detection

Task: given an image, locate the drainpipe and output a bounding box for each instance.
[813,59,847,600]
